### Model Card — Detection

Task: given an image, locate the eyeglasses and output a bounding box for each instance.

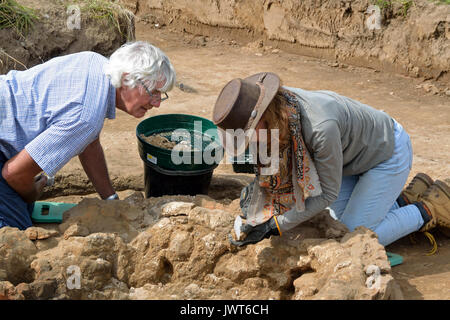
[138,79,169,102]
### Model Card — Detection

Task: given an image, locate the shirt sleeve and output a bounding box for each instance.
[277,119,342,231]
[25,115,98,176]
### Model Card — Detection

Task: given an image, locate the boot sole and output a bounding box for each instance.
[419,180,450,232]
[401,173,434,205]
[434,180,450,199]
[415,173,434,188]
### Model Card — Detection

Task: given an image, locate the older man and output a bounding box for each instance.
[0,41,176,229]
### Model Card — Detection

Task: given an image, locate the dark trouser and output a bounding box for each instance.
[0,152,34,230]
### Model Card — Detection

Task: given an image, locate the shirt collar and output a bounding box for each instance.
[105,82,116,119]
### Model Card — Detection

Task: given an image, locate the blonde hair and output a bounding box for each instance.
[260,92,290,147]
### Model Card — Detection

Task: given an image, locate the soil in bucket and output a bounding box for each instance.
[136,114,223,197]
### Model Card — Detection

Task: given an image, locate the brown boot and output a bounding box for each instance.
[418,180,450,232]
[397,173,434,206]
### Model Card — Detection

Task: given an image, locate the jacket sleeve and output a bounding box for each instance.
[276,119,342,231]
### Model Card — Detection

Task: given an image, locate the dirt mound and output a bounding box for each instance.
[0,0,135,74]
[126,0,449,82]
[0,192,402,300]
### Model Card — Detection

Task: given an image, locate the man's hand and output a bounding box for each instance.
[33,173,48,199]
[34,173,55,187]
[229,217,281,247]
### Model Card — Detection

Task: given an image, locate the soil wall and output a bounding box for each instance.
[124,0,450,82]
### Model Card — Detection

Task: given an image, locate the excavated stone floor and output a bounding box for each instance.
[0,191,402,300]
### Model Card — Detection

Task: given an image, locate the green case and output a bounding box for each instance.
[386,252,403,267]
[32,201,76,223]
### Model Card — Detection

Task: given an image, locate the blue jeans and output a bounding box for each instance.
[329,120,424,246]
[0,152,34,230]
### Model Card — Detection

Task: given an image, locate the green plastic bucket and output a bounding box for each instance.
[136,114,223,197]
[143,162,214,197]
[231,148,255,174]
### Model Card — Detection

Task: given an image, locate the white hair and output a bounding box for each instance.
[104,41,176,92]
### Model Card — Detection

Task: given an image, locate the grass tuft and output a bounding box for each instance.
[0,0,38,37]
[77,0,135,40]
[373,0,416,16]
[373,0,449,17]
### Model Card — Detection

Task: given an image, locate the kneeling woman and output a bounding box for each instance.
[212,72,449,247]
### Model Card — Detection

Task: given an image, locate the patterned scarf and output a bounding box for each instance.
[254,88,321,219]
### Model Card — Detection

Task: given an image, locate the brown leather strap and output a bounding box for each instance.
[244,81,266,131]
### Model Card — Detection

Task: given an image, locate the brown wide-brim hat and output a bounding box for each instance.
[212,72,280,156]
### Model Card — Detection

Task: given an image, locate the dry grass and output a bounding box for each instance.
[0,47,27,70]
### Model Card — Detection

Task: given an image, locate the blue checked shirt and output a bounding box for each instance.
[0,51,116,176]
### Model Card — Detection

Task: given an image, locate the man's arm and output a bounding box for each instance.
[1,150,47,203]
[78,137,116,199]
